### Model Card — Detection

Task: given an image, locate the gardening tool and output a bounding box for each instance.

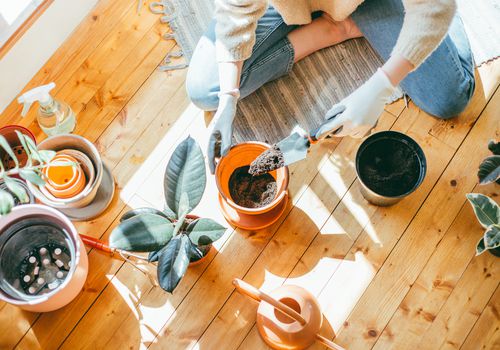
[252,115,342,175]
[232,278,345,350]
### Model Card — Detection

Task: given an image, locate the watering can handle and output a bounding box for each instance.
[232,279,307,326]
[316,334,347,350]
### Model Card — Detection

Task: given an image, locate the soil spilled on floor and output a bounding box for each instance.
[358,139,420,197]
[229,166,277,208]
[249,145,285,176]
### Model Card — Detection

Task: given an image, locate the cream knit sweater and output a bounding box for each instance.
[215,0,456,69]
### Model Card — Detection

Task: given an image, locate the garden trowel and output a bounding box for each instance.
[249,114,343,176]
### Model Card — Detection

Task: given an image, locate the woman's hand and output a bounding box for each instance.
[207,93,238,174]
[317,55,413,139]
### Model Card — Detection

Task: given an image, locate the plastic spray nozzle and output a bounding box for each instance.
[17,82,56,117]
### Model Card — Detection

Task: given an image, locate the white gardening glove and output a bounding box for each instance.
[207,93,238,174]
[316,68,397,139]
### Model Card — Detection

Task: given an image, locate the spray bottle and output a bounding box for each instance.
[17,83,76,136]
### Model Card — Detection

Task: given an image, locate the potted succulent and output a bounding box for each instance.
[0,130,63,215]
[109,136,226,293]
[466,140,500,257]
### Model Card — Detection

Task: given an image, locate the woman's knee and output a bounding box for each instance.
[185,68,219,111]
[412,75,475,120]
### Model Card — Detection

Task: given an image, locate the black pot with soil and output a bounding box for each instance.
[356,131,427,206]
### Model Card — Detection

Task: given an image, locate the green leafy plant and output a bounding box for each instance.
[0,131,61,215]
[478,140,500,185]
[109,136,226,293]
[466,193,500,255]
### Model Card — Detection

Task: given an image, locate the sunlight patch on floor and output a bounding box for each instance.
[318,252,376,333]
[120,103,203,206]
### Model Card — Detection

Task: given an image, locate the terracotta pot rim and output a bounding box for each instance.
[215,141,290,214]
[0,125,36,144]
[0,204,84,306]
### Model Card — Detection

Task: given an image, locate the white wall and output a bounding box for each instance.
[0,0,98,114]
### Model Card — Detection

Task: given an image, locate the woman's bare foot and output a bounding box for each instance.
[288,14,363,62]
[321,13,363,41]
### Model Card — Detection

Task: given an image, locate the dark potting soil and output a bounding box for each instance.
[248,145,285,176]
[359,139,420,197]
[229,166,277,208]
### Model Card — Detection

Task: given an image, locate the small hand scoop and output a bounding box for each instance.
[249,116,342,176]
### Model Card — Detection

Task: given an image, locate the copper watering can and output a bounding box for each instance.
[233,279,345,350]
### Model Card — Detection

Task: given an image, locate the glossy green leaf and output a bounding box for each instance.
[484,224,500,249]
[163,205,177,220]
[0,190,14,215]
[478,155,500,184]
[19,169,45,186]
[187,218,226,245]
[148,250,160,262]
[109,213,174,252]
[172,193,189,236]
[466,193,500,229]
[157,234,191,293]
[0,135,18,168]
[476,237,486,256]
[189,243,204,262]
[3,177,29,203]
[120,207,170,222]
[164,136,206,217]
[488,140,500,155]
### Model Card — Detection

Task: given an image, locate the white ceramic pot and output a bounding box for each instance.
[0,205,88,312]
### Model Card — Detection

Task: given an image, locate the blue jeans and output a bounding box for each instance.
[186,0,475,119]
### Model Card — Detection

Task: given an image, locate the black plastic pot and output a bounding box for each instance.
[356,131,427,206]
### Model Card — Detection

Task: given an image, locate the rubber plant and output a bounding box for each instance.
[109,136,226,293]
[465,140,500,256]
[0,131,59,215]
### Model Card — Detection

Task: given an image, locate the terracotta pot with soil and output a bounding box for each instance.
[0,125,36,177]
[356,131,426,206]
[216,142,289,230]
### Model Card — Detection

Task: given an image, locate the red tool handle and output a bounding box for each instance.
[80,234,114,254]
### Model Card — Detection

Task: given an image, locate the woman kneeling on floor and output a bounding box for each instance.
[186,0,475,173]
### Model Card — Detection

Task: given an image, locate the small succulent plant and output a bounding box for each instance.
[478,140,500,185]
[466,193,499,256]
[109,136,226,293]
[0,131,59,215]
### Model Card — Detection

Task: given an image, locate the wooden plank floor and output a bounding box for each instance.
[1,1,499,349]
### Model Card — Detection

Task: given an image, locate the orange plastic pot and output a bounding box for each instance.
[43,154,86,199]
[215,142,289,230]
